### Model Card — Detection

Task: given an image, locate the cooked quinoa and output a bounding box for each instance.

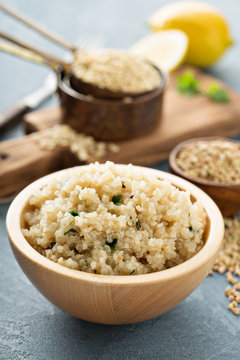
[22,162,206,275]
[72,49,161,94]
[176,139,240,184]
[31,124,120,161]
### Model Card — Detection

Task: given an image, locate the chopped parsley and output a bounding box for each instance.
[157,177,161,180]
[206,83,230,103]
[136,219,141,230]
[130,269,136,274]
[122,182,126,189]
[177,71,200,97]
[112,194,122,205]
[64,228,78,236]
[188,226,193,231]
[106,238,118,251]
[69,210,79,217]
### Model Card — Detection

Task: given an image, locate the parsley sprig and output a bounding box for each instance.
[177,71,200,97]
[69,210,79,217]
[206,83,230,103]
[112,194,122,205]
[106,238,118,251]
[176,71,230,103]
[64,228,78,236]
[136,219,141,230]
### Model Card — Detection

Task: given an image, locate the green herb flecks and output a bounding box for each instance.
[64,228,78,236]
[157,177,161,180]
[177,71,200,97]
[130,269,136,274]
[136,219,141,230]
[122,182,126,189]
[106,238,118,251]
[69,210,79,217]
[176,71,230,103]
[47,242,56,250]
[206,83,230,103]
[112,194,122,205]
[188,226,193,231]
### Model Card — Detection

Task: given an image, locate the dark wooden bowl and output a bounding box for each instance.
[169,137,240,216]
[57,69,166,141]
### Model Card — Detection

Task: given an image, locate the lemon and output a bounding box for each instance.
[129,30,188,72]
[148,1,233,67]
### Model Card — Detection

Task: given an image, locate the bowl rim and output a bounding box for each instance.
[56,66,167,105]
[169,136,240,188]
[6,164,224,286]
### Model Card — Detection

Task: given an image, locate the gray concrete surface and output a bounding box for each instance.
[0,0,239,359]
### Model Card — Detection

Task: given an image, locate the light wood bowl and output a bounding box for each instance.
[6,165,224,324]
[169,137,240,216]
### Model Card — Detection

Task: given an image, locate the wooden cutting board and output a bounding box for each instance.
[1,66,240,198]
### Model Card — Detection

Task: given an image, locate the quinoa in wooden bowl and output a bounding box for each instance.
[7,162,224,324]
[169,137,240,216]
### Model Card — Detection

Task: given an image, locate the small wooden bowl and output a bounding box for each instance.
[169,137,240,216]
[57,69,166,141]
[6,165,224,325]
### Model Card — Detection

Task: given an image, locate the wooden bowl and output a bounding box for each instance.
[169,137,240,216]
[57,69,166,141]
[6,165,224,325]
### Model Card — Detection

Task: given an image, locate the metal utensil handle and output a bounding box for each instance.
[0,2,77,53]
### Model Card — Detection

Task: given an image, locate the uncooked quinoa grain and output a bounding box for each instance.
[22,162,206,275]
[32,124,120,161]
[213,216,240,315]
[72,49,161,94]
[176,139,240,184]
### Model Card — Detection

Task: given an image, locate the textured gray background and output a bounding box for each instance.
[0,0,240,359]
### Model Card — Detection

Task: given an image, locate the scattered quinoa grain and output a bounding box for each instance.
[213,217,240,276]
[109,143,120,153]
[213,215,240,315]
[232,307,240,315]
[234,283,240,291]
[226,271,238,285]
[32,124,119,162]
[228,301,238,310]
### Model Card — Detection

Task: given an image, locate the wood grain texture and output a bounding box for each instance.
[169,137,240,216]
[6,166,224,324]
